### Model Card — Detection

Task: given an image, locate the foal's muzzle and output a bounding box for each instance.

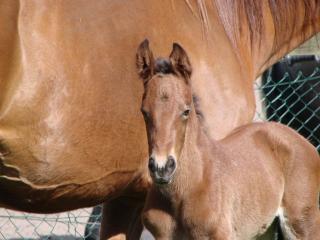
[148,155,176,185]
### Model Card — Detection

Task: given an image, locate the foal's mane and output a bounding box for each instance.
[187,0,319,50]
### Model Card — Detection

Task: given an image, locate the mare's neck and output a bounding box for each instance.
[212,0,320,77]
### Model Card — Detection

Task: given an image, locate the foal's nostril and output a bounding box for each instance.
[148,157,157,173]
[166,156,176,172]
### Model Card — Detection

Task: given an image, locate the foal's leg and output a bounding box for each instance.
[280,152,320,240]
[208,227,234,240]
[280,204,320,240]
[100,196,144,240]
[142,208,175,240]
[143,189,176,240]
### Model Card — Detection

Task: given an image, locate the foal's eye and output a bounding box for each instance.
[182,109,191,118]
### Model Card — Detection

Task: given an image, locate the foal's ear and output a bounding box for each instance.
[169,43,192,80]
[136,39,154,83]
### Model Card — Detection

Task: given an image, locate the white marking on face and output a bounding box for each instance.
[152,154,167,168]
[151,148,177,169]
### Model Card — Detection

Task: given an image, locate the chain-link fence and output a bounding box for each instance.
[256,55,320,151]
[0,54,319,240]
[0,206,102,240]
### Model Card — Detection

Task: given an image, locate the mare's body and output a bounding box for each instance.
[0,1,319,239]
[138,42,320,240]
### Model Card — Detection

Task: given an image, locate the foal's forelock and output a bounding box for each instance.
[154,58,174,75]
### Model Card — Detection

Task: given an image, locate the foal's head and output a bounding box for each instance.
[136,39,193,185]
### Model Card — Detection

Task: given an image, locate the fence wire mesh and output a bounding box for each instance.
[256,57,320,150]
[0,206,102,240]
[0,56,319,240]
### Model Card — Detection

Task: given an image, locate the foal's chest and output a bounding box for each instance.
[174,199,219,239]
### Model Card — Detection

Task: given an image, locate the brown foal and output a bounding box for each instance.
[136,40,320,240]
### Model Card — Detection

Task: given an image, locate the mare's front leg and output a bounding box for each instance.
[143,188,176,240]
[100,196,144,240]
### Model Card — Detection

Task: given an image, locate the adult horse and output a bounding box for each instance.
[0,1,319,239]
